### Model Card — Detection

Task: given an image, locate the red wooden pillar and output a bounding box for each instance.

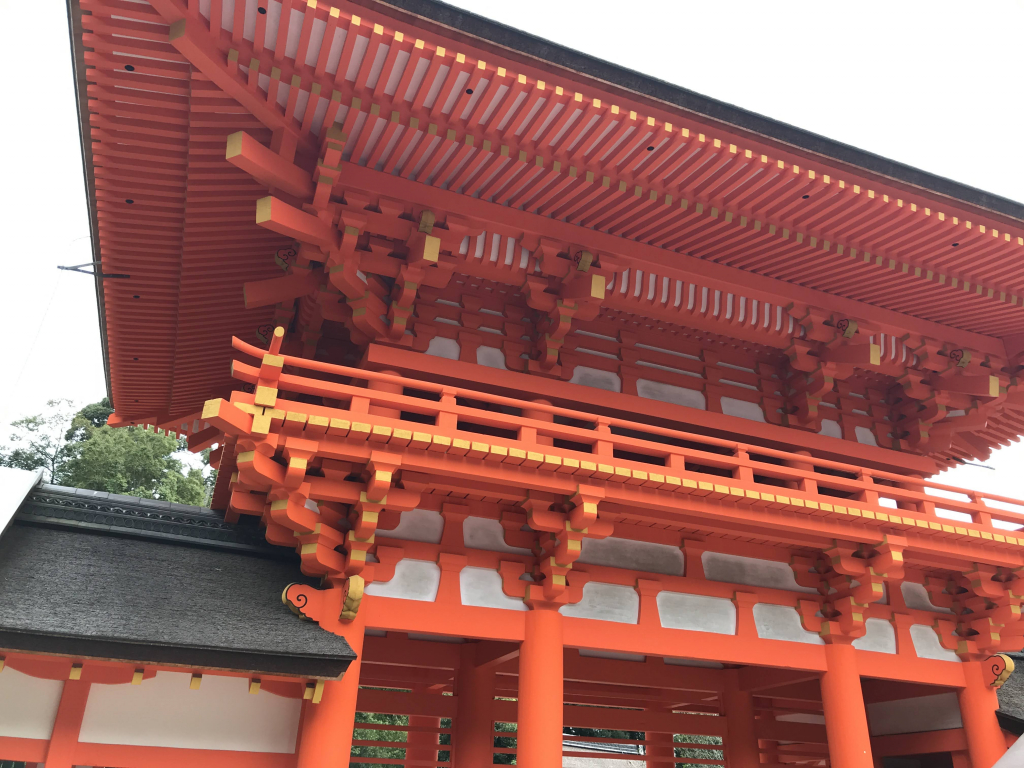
[43,678,91,768]
[454,644,497,767]
[722,670,760,767]
[820,642,874,768]
[958,661,1007,768]
[517,606,563,768]
[407,715,441,767]
[296,615,366,768]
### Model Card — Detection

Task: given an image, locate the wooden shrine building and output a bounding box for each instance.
[5,0,1024,765]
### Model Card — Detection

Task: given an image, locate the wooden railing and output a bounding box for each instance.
[231,337,1024,542]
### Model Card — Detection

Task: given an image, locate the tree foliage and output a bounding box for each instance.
[0,398,212,506]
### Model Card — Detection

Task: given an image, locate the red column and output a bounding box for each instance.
[407,715,441,767]
[958,661,1007,768]
[820,642,873,768]
[43,678,91,768]
[455,644,497,768]
[517,606,563,768]
[296,618,366,768]
[722,670,760,767]
[644,731,675,767]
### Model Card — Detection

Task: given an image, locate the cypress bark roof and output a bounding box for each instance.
[0,485,354,678]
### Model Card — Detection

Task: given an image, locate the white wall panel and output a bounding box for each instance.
[657,592,736,635]
[753,604,824,644]
[702,552,818,593]
[365,559,441,602]
[426,337,460,360]
[460,567,527,611]
[867,692,962,736]
[377,508,444,544]
[0,668,63,740]
[561,583,639,624]
[910,624,961,662]
[79,671,301,752]
[569,366,621,392]
[463,517,532,555]
[578,537,684,576]
[901,582,953,613]
[636,379,705,410]
[851,618,896,654]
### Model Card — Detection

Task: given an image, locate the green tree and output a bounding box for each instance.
[0,398,78,482]
[61,425,207,505]
[2,398,212,506]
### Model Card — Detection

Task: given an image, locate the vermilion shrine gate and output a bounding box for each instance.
[4,0,1024,766]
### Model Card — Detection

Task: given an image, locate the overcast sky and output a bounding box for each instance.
[1,0,1021,496]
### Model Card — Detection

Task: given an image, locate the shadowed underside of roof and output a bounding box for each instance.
[68,0,1024,464]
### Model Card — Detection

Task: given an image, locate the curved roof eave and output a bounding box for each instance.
[364,0,1024,224]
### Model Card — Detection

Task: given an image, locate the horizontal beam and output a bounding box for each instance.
[243,271,322,309]
[738,665,820,692]
[365,343,938,476]
[255,196,335,248]
[339,161,1004,356]
[870,728,968,757]
[226,131,315,199]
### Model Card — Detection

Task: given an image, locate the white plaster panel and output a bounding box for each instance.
[867,692,962,736]
[365,559,441,602]
[462,516,532,555]
[578,649,645,662]
[657,592,736,635]
[702,552,818,593]
[578,537,684,576]
[851,618,896,654]
[721,397,765,422]
[0,668,63,739]
[910,624,961,662]
[636,379,706,410]
[560,583,639,624]
[426,336,460,360]
[753,604,824,645]
[459,567,527,611]
[855,426,878,446]
[664,657,724,669]
[901,582,953,613]
[776,713,826,724]
[563,758,645,768]
[377,508,444,544]
[79,671,301,752]
[819,419,843,439]
[476,345,507,369]
[569,366,621,393]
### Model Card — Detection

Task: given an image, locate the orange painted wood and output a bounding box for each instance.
[516,608,564,768]
[73,743,296,768]
[820,642,874,768]
[958,661,1008,768]
[44,679,91,768]
[364,343,939,475]
[453,644,497,768]
[871,729,968,757]
[295,613,365,768]
[0,736,48,763]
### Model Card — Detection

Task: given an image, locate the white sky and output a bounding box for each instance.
[0,0,1021,496]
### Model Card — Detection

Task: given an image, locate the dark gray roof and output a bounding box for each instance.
[0,485,355,678]
[998,652,1024,730]
[366,0,1024,223]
